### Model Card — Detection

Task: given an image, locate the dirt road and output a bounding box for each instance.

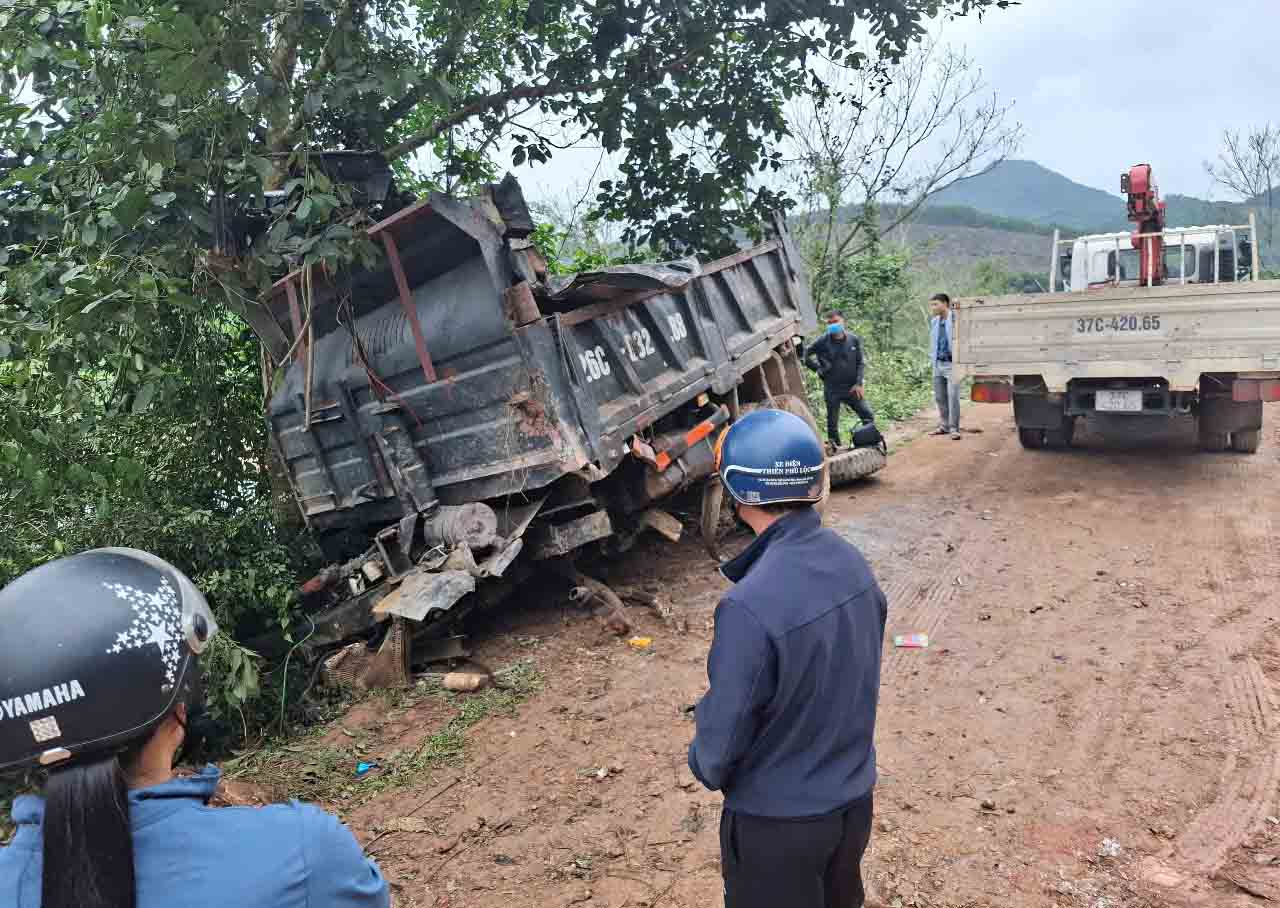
[268,402,1280,908]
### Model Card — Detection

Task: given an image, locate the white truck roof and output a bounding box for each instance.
[1073,225,1236,244]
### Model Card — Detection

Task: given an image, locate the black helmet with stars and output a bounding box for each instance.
[0,548,218,771]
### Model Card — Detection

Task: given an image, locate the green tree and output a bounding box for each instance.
[786,39,1021,309]
[0,0,1014,725]
[0,0,1016,415]
[967,259,1045,295]
[802,249,933,427]
[0,313,306,720]
[822,249,912,355]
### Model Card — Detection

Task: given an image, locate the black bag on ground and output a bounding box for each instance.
[850,422,885,451]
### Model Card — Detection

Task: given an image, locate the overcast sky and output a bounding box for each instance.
[518,0,1280,206]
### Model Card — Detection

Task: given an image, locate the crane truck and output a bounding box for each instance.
[953,163,1280,452]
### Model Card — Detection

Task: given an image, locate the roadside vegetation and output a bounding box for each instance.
[223,660,542,812]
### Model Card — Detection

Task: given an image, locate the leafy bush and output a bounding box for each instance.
[802,343,934,436]
[0,317,315,731]
[800,249,935,431]
[530,221,648,275]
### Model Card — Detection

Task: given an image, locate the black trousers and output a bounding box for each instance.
[720,795,874,908]
[824,390,875,444]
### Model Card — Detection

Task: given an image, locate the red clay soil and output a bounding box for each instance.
[233,402,1280,908]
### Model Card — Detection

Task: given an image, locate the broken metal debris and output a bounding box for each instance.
[555,564,632,637]
[421,503,499,550]
[640,508,684,543]
[374,570,476,622]
[528,511,615,561]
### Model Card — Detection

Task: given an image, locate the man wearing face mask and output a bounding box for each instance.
[689,410,888,908]
[804,312,875,452]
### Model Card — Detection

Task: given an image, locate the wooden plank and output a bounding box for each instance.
[641,509,684,543]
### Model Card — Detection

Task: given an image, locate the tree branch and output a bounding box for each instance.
[384,78,605,160]
[383,84,430,132]
[384,49,700,162]
[265,1,307,158]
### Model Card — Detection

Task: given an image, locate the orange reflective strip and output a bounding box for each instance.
[686,420,716,446]
[713,425,731,471]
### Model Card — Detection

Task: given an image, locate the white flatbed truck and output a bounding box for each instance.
[954,216,1280,452]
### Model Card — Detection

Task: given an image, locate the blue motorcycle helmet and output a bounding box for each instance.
[715,408,827,507]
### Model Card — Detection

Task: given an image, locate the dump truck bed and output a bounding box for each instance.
[953,279,1280,391]
[257,181,815,542]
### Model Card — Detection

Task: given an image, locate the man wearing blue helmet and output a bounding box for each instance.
[804,312,875,451]
[689,409,888,908]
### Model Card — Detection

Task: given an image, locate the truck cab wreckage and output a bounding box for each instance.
[240,174,884,685]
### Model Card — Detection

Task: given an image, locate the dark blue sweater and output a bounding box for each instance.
[688,508,887,817]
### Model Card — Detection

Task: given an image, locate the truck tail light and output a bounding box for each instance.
[971,381,1013,403]
[1232,379,1280,402]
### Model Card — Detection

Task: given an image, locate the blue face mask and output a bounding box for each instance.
[826,323,843,336]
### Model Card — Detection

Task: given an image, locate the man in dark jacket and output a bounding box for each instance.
[690,408,888,908]
[804,312,875,450]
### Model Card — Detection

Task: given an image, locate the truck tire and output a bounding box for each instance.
[699,478,726,561]
[1018,429,1045,449]
[1044,417,1076,449]
[1198,425,1229,452]
[1199,397,1261,452]
[1231,429,1260,453]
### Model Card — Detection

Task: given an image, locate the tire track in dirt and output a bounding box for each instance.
[1170,653,1280,878]
[1024,470,1164,795]
[1068,445,1234,795]
[1146,454,1280,892]
[875,435,1011,678]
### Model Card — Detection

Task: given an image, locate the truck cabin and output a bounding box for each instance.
[1058,227,1255,291]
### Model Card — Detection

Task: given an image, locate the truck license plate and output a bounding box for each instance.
[1096,390,1143,412]
[1075,315,1162,333]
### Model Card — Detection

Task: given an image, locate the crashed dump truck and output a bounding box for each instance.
[243,176,869,676]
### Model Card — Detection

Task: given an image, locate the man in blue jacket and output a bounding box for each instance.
[690,409,888,908]
[929,292,962,440]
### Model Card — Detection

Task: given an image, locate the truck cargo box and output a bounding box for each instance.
[241,176,830,661]
[954,280,1280,392]
[257,181,815,545]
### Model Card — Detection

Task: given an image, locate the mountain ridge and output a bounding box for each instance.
[925,159,1254,233]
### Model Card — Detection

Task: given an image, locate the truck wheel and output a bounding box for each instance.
[1198,425,1229,452]
[1018,429,1045,449]
[1231,429,1260,453]
[1199,397,1260,451]
[1044,417,1075,449]
[699,479,726,561]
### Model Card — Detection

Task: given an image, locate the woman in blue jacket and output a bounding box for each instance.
[0,548,390,908]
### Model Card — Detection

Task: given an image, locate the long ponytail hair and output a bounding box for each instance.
[41,755,136,908]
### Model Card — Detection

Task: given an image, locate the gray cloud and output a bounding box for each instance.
[520,0,1280,206]
[940,0,1280,199]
